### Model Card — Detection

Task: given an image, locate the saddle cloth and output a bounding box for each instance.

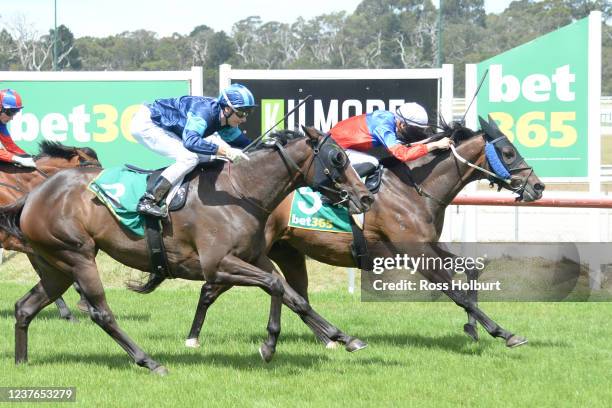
[87,166,187,236]
[287,166,382,233]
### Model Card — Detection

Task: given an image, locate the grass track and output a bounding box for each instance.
[1,252,612,406]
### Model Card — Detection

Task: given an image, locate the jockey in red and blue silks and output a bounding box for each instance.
[0,89,36,168]
[329,102,451,174]
[130,83,255,218]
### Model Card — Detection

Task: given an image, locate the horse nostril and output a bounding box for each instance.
[534,183,545,192]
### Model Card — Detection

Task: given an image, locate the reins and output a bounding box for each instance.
[227,133,350,214]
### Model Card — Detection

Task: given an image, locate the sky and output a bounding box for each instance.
[1,0,515,39]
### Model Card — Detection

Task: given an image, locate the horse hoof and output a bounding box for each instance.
[152,365,169,376]
[345,337,368,353]
[463,323,479,342]
[185,338,200,348]
[76,300,89,313]
[506,335,528,348]
[325,341,340,349]
[258,344,275,363]
[62,315,79,323]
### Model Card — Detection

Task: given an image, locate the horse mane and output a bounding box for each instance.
[384,121,480,182]
[251,129,305,151]
[34,140,99,162]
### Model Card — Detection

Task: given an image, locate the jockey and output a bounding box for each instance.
[131,83,255,217]
[329,102,451,174]
[0,89,36,168]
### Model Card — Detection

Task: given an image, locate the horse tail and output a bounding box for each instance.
[0,196,27,241]
[126,273,166,294]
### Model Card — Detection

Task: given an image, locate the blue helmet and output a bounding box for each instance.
[218,83,256,111]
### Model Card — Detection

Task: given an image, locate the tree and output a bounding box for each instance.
[0,29,17,70]
[48,24,82,70]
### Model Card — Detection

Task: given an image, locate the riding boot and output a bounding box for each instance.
[137,176,173,218]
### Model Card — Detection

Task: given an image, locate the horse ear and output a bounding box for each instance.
[302,126,318,141]
[487,114,502,134]
[478,115,491,135]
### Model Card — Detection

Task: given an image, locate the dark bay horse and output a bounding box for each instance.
[0,141,99,321]
[183,117,545,349]
[0,128,373,375]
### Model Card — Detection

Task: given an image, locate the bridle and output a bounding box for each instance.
[450,133,534,199]
[406,129,534,205]
[228,133,352,214]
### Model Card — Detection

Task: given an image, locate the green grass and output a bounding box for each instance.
[1,251,612,406]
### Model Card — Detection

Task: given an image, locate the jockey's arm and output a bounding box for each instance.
[217,127,250,148]
[181,115,219,155]
[0,125,27,156]
[388,144,429,162]
[372,124,429,163]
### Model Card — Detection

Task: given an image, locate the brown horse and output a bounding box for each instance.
[0,128,373,375]
[0,141,99,321]
[182,117,545,349]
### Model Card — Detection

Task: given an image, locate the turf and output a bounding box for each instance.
[1,251,611,407]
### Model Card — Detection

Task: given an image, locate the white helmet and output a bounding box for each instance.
[395,102,428,128]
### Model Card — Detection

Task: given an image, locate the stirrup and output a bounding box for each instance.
[137,200,168,218]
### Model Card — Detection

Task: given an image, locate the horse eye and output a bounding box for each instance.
[330,150,347,167]
[502,147,515,162]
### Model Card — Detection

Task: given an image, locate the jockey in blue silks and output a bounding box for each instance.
[131,83,255,217]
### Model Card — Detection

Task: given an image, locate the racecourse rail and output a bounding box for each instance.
[452,194,612,208]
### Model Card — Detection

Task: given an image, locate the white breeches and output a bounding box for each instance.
[345,149,379,168]
[130,105,231,185]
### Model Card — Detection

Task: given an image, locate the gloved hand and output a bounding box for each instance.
[428,137,452,151]
[13,155,37,168]
[224,147,250,163]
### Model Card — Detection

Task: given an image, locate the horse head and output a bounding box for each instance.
[254,127,373,214]
[476,115,545,202]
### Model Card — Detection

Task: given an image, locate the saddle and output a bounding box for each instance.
[352,163,384,194]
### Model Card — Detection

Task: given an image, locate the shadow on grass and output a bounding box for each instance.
[0,308,151,322]
[29,350,332,371]
[247,331,497,356]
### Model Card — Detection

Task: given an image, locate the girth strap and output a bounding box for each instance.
[143,216,173,278]
[349,216,372,272]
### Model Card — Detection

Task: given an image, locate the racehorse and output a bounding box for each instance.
[0,141,99,321]
[0,128,373,375]
[182,116,545,349]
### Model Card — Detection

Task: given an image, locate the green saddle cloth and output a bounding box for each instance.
[288,187,352,233]
[87,167,148,236]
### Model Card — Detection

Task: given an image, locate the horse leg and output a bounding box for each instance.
[269,242,333,346]
[71,258,167,374]
[431,245,480,341]
[212,255,284,363]
[258,256,367,353]
[269,242,309,301]
[15,275,73,364]
[185,283,231,348]
[26,254,78,322]
[422,251,525,348]
[72,281,90,313]
[464,267,479,342]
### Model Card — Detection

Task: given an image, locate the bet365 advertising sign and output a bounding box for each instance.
[476,16,594,178]
[1,79,190,168]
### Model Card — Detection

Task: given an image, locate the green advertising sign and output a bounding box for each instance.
[2,79,190,168]
[476,17,589,178]
[261,99,285,136]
